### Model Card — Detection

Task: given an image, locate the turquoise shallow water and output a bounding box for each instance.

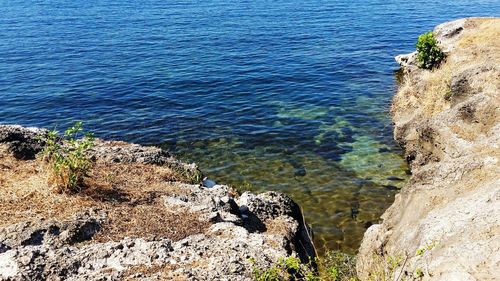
[1,0,499,253]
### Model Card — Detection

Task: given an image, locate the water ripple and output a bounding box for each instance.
[1,0,498,253]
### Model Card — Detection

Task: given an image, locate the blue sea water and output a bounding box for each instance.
[1,0,499,252]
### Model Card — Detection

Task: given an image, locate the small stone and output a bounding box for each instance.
[202,178,216,188]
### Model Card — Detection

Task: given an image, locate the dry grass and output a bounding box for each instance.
[458,18,500,61]
[0,145,92,226]
[83,161,190,203]
[0,145,209,242]
[265,217,294,238]
[93,204,207,242]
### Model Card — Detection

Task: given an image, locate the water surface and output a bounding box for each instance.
[1,0,498,253]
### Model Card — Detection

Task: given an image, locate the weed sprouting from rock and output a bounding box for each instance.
[320,251,358,281]
[251,251,359,281]
[251,256,318,281]
[416,32,445,69]
[41,121,95,193]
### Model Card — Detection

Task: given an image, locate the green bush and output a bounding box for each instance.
[41,122,95,193]
[251,252,359,281]
[416,32,445,69]
[251,256,319,281]
[320,251,358,281]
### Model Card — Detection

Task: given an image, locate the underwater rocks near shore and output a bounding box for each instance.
[0,125,315,280]
[357,18,500,280]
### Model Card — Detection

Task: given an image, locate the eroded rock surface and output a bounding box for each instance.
[357,18,500,280]
[0,125,47,160]
[0,125,315,280]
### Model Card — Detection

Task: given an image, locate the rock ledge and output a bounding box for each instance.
[0,125,315,281]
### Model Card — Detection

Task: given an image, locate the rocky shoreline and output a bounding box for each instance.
[357,18,500,280]
[0,125,315,280]
[2,17,499,281]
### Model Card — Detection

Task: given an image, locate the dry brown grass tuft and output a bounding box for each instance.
[458,19,500,61]
[93,204,208,242]
[0,145,92,226]
[83,161,189,203]
[265,217,294,238]
[0,145,209,242]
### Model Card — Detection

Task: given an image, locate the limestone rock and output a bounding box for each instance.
[433,18,467,52]
[395,51,417,70]
[0,125,47,160]
[358,18,500,280]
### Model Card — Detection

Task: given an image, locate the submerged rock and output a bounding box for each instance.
[386,176,404,181]
[294,167,307,177]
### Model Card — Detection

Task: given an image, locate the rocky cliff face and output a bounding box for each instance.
[0,125,315,280]
[357,18,500,280]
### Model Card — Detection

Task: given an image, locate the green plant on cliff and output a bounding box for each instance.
[41,121,95,193]
[251,256,319,281]
[251,252,359,281]
[320,251,358,281]
[416,31,445,69]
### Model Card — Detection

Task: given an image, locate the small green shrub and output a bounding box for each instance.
[386,255,403,271]
[41,121,95,193]
[252,264,282,281]
[416,32,445,69]
[414,268,424,278]
[251,252,359,281]
[251,256,319,281]
[416,240,438,256]
[415,247,426,256]
[326,267,338,280]
[320,251,359,281]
